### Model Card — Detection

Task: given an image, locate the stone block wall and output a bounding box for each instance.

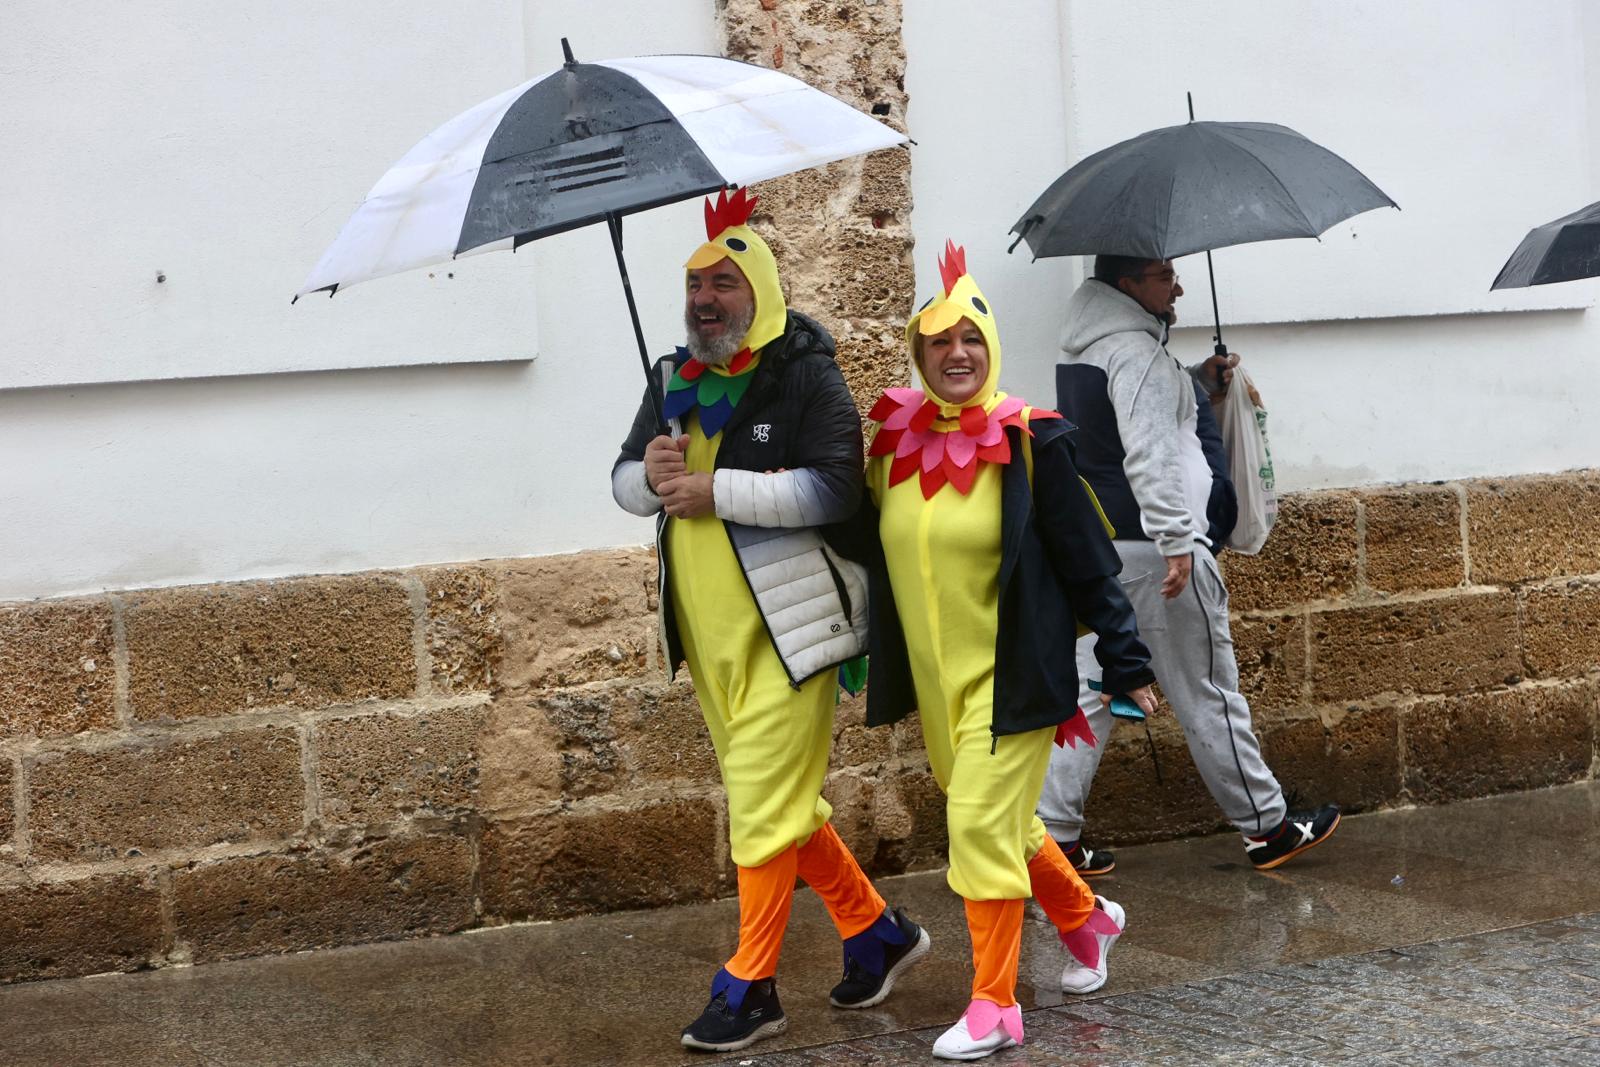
[4,472,1599,983]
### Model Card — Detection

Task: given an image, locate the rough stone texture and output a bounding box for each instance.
[1520,578,1600,680]
[479,796,723,922]
[422,567,501,693]
[1261,706,1401,813]
[0,760,13,849]
[822,770,879,870]
[1402,683,1597,803]
[124,576,415,721]
[317,704,489,824]
[1222,492,1359,612]
[832,693,893,769]
[720,0,914,411]
[1230,612,1307,723]
[491,550,658,691]
[1081,719,1231,844]
[0,872,166,982]
[29,728,303,862]
[865,762,949,875]
[1308,591,1521,702]
[0,598,117,741]
[1466,469,1600,585]
[172,833,474,964]
[1361,484,1464,593]
[537,680,718,799]
[477,686,564,816]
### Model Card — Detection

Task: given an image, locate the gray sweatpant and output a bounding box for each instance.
[1037,540,1287,839]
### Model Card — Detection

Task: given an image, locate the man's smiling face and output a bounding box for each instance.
[685,257,756,365]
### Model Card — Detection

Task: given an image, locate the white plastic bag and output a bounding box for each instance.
[1218,363,1277,554]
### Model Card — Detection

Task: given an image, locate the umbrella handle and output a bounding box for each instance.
[1204,248,1228,360]
[606,213,669,436]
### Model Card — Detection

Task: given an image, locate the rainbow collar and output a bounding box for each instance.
[868,388,1058,498]
[663,348,759,437]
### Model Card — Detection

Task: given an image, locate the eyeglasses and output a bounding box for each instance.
[1135,270,1179,285]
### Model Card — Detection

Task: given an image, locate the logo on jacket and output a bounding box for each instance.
[752,423,772,442]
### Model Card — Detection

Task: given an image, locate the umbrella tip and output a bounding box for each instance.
[1186,91,1195,122]
[561,37,576,66]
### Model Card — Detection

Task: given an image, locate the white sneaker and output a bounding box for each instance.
[1059,896,1124,994]
[931,1000,1022,1060]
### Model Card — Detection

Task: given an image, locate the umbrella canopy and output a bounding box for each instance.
[1490,199,1600,290]
[1009,120,1396,261]
[296,46,905,298]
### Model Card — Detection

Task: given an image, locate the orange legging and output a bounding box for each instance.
[725,823,887,981]
[965,836,1097,1006]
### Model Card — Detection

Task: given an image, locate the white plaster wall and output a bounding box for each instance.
[0,1,713,600]
[907,0,1600,493]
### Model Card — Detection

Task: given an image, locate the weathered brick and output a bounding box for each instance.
[1361,484,1464,594]
[0,759,12,848]
[1223,492,1359,612]
[538,680,717,799]
[1466,470,1600,585]
[1520,578,1600,680]
[1231,612,1307,722]
[1080,718,1231,845]
[1261,706,1401,813]
[823,771,880,870]
[491,551,659,690]
[833,692,893,769]
[29,728,303,861]
[1308,591,1521,701]
[0,598,117,740]
[478,686,563,815]
[172,833,473,963]
[0,872,165,982]
[1402,682,1596,804]
[124,576,415,721]
[479,797,723,921]
[317,704,488,825]
[421,566,501,693]
[864,763,948,876]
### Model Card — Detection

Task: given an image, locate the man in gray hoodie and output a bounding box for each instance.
[1036,254,1340,873]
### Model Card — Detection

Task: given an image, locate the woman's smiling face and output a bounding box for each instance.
[919,316,989,406]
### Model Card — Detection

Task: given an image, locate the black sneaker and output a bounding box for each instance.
[1244,805,1342,870]
[1060,839,1116,877]
[829,907,932,1009]
[680,975,787,1053]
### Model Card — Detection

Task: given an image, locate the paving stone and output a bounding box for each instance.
[0,597,117,741]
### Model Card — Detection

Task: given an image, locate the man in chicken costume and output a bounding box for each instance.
[612,190,929,1054]
[863,243,1157,1060]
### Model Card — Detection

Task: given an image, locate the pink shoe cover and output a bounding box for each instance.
[963,999,1024,1046]
[1059,906,1121,969]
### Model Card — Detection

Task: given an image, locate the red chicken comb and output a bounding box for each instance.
[938,240,967,296]
[704,187,759,239]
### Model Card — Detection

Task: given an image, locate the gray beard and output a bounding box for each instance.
[685,305,754,366]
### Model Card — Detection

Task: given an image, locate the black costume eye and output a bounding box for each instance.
[971,296,989,315]
[725,237,748,252]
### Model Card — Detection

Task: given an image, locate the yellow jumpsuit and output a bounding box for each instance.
[870,450,1055,901]
[669,417,834,869]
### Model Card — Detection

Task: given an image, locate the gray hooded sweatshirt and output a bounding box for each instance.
[1057,279,1213,558]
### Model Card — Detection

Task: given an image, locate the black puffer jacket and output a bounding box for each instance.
[860,419,1156,740]
[612,311,869,686]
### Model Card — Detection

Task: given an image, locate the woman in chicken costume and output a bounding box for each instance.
[863,243,1158,1060]
[613,190,930,1055]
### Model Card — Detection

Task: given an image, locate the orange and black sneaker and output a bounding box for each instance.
[1059,839,1116,877]
[1244,805,1342,870]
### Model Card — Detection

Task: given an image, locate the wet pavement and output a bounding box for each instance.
[3,781,1599,1066]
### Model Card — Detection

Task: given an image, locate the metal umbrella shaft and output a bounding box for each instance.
[606,212,668,434]
[1187,94,1229,362]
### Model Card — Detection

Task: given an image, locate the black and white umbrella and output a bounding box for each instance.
[296,41,905,421]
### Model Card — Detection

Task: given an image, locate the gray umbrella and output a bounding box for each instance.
[1490,200,1600,290]
[1010,108,1396,354]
